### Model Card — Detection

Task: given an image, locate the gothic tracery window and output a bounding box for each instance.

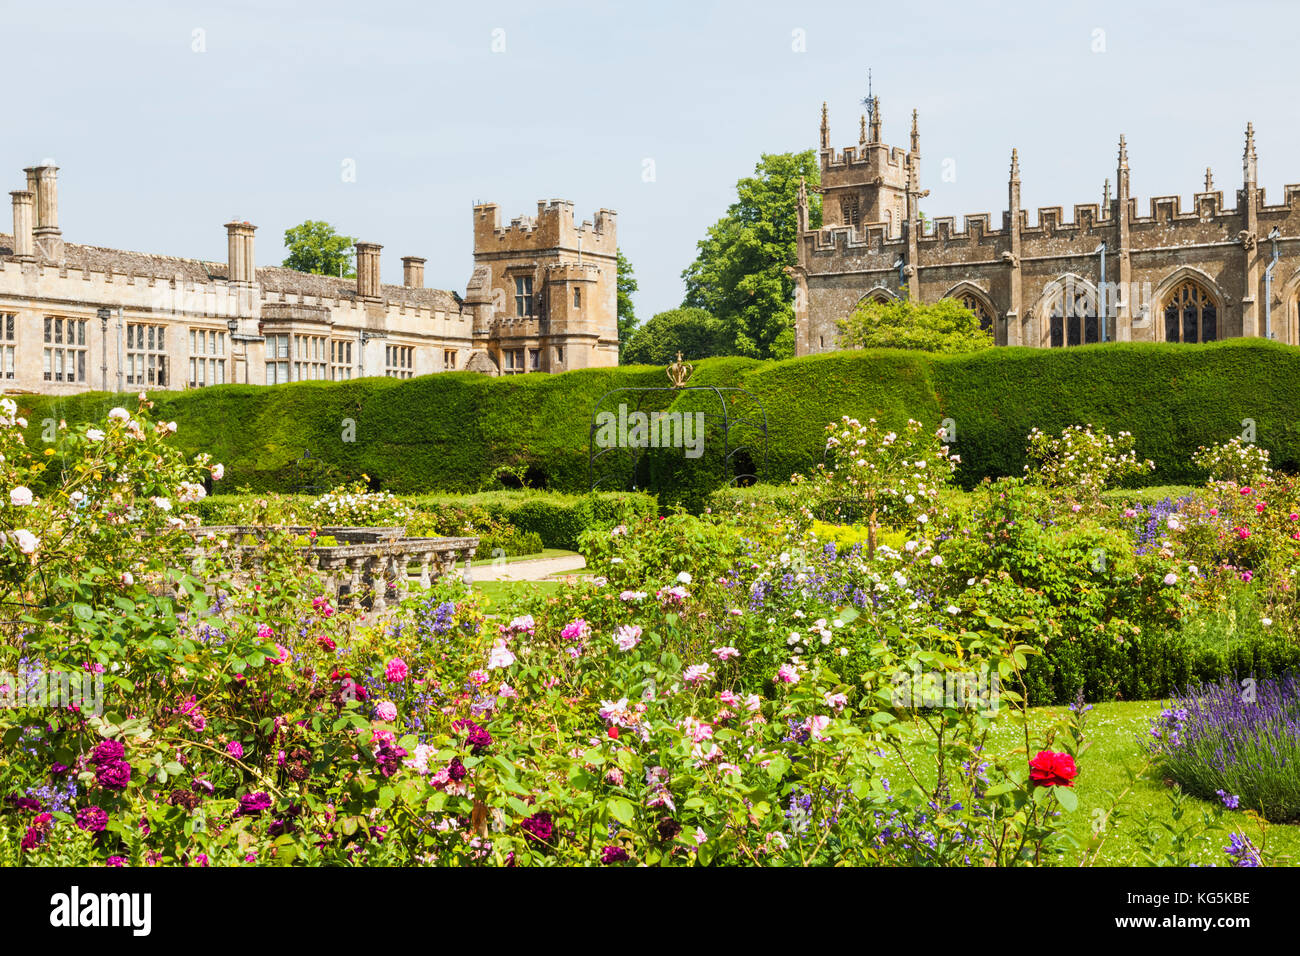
[1045,279,1099,347]
[1162,279,1217,343]
[959,292,994,333]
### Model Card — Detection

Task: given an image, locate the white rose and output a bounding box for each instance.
[211,463,225,481]
[86,428,106,442]
[676,571,692,585]
[107,407,130,421]
[9,486,33,507]
[12,529,38,554]
[152,497,172,511]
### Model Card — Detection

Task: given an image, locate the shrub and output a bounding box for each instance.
[792,416,955,557]
[1193,437,1273,485]
[1149,673,1300,823]
[19,340,1300,497]
[1025,424,1153,506]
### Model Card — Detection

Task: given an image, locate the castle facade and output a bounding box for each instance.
[794,100,1300,353]
[0,165,618,395]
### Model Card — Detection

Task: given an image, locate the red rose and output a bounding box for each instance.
[1029,750,1077,787]
[608,726,619,740]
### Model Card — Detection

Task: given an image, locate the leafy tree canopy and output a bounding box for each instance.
[681,151,821,360]
[622,307,731,366]
[616,248,639,357]
[837,296,995,353]
[283,220,357,277]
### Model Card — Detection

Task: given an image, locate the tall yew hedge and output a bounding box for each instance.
[15,340,1299,496]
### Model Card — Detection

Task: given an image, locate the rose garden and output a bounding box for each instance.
[2,376,1300,867]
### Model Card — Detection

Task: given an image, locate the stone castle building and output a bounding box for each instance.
[794,99,1300,353]
[0,165,618,394]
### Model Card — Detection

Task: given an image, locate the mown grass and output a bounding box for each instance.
[879,699,1300,866]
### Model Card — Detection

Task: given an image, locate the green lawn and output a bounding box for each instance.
[472,577,568,611]
[881,699,1299,866]
[469,547,576,567]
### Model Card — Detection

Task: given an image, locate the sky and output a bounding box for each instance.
[3,0,1298,318]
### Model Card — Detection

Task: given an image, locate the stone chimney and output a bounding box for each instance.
[30,166,60,237]
[10,190,35,261]
[224,221,257,284]
[356,242,382,298]
[402,256,425,289]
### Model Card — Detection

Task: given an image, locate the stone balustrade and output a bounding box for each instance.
[184,526,478,612]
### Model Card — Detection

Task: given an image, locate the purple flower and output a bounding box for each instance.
[105,855,126,867]
[601,845,630,864]
[374,744,408,778]
[521,810,554,844]
[447,757,467,781]
[1225,832,1261,867]
[1216,790,1240,810]
[227,741,244,759]
[95,760,131,791]
[453,719,493,754]
[89,739,125,765]
[76,806,109,832]
[237,791,273,817]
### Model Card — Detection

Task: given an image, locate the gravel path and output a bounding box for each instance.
[470,553,588,582]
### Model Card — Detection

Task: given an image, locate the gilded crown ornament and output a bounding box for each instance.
[666,351,693,388]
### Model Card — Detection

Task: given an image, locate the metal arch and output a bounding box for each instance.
[587,385,768,493]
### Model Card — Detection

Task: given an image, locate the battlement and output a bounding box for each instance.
[820,143,909,173]
[473,200,617,257]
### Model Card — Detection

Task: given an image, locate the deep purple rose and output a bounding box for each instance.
[601,845,630,864]
[76,806,109,832]
[95,759,132,791]
[374,744,407,778]
[447,757,467,782]
[453,719,493,755]
[90,739,125,765]
[521,810,554,843]
[237,791,273,817]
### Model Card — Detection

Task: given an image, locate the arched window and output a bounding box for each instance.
[1162,280,1217,343]
[959,292,994,333]
[1044,279,1099,347]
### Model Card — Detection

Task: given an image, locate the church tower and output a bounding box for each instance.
[818,98,913,238]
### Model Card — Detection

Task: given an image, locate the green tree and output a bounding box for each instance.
[622,307,730,366]
[837,296,994,353]
[616,248,639,356]
[681,151,822,360]
[283,220,357,277]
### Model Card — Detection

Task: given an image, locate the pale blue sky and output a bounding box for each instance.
[3,0,1295,317]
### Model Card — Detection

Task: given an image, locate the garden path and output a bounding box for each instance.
[470,553,587,582]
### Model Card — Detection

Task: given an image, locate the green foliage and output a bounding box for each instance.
[682,150,822,360]
[282,220,357,277]
[16,340,1300,499]
[616,248,639,355]
[838,296,995,353]
[621,307,730,366]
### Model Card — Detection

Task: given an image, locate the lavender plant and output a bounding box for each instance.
[1148,673,1300,823]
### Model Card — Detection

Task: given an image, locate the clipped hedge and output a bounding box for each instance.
[14,340,1300,497]
[194,489,656,551]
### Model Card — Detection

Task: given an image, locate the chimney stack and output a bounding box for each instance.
[224,220,257,284]
[402,256,425,289]
[31,166,60,237]
[10,191,35,261]
[356,242,382,298]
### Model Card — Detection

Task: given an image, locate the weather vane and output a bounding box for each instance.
[666,351,693,388]
[860,69,874,122]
